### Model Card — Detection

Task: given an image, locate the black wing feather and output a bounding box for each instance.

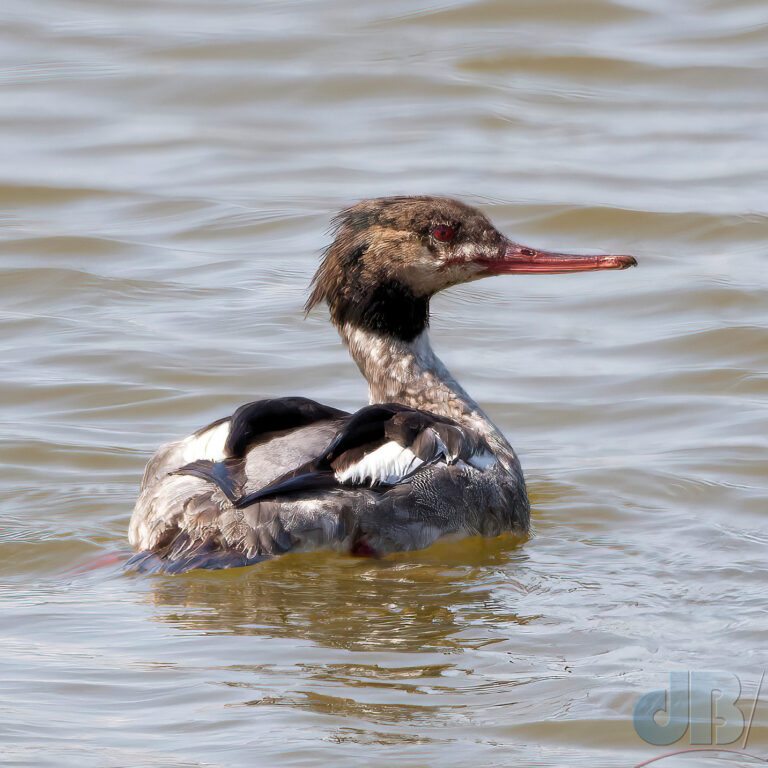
[234,470,339,507]
[225,397,349,458]
[320,403,405,460]
[172,459,243,503]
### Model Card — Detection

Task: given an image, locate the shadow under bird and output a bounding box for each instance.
[128,196,636,573]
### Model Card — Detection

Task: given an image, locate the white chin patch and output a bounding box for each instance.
[181,420,231,463]
[335,441,423,486]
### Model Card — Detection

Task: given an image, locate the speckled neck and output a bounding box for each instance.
[340,324,511,451]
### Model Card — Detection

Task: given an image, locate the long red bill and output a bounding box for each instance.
[477,242,638,274]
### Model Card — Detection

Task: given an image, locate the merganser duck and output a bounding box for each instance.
[128,196,636,573]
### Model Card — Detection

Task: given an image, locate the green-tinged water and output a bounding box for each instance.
[1,1,767,766]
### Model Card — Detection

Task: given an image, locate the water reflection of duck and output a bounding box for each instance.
[128,197,635,573]
[147,541,534,653]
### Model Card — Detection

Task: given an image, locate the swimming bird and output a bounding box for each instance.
[127,196,636,573]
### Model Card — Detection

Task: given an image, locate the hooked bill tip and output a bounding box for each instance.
[605,254,638,269]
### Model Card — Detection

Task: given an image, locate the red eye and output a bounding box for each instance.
[432,225,455,243]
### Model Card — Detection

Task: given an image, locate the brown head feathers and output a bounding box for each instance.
[305,196,506,341]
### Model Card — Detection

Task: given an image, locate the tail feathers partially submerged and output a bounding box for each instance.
[127,490,296,574]
[125,538,272,574]
[125,516,289,573]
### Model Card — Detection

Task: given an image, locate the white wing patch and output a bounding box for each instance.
[334,436,497,487]
[181,420,231,464]
[335,441,424,486]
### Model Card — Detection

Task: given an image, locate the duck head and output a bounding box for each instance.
[306,196,636,342]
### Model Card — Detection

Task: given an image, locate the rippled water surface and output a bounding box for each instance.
[1,1,767,766]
